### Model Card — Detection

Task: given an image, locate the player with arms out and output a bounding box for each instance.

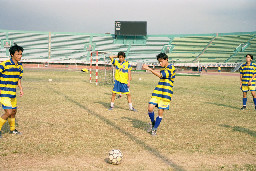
[143,53,175,136]
[239,54,256,110]
[0,44,24,139]
[109,51,136,111]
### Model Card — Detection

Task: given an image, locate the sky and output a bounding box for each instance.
[0,0,255,35]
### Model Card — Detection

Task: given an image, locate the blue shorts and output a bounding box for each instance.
[112,80,130,94]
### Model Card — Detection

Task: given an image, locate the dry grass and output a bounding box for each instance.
[0,68,255,171]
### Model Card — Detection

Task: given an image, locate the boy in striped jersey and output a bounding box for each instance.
[239,54,256,110]
[0,44,24,138]
[109,51,136,111]
[143,53,175,135]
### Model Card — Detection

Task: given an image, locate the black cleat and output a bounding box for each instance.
[9,129,21,135]
[240,106,246,110]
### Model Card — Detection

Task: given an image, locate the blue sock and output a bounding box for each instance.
[253,98,256,106]
[148,111,155,125]
[153,116,162,130]
[243,98,247,106]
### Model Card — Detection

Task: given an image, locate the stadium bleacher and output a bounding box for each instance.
[0,29,255,66]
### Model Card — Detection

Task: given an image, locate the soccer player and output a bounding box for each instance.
[143,53,175,136]
[109,51,136,111]
[0,44,24,139]
[239,54,256,110]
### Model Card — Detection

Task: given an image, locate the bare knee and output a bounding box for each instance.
[148,104,154,113]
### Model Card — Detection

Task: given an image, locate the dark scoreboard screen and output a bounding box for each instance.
[115,21,147,36]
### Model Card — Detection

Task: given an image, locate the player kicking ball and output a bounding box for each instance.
[143,53,175,136]
[0,44,24,139]
[239,54,256,110]
[108,51,136,111]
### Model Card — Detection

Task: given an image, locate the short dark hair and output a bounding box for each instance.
[118,51,126,58]
[9,43,23,56]
[246,54,253,60]
[157,53,168,60]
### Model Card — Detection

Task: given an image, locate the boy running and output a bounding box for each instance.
[239,54,256,110]
[0,44,24,138]
[143,53,175,136]
[109,51,136,111]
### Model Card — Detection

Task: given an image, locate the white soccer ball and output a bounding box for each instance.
[48,79,52,82]
[108,149,123,165]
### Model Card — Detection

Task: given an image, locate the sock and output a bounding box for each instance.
[0,117,7,131]
[153,116,162,130]
[8,118,15,131]
[253,98,256,106]
[148,111,155,125]
[243,98,247,106]
[129,103,133,110]
[110,102,114,108]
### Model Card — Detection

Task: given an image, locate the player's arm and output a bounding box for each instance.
[127,70,131,87]
[240,74,243,87]
[18,79,24,97]
[143,64,162,78]
[248,66,256,86]
[109,55,117,60]
[0,63,5,95]
[248,74,256,86]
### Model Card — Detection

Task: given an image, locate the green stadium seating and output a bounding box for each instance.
[0,30,255,64]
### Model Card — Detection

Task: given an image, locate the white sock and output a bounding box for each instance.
[129,103,133,110]
[111,102,114,108]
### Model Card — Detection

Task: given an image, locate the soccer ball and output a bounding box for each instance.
[108,149,123,165]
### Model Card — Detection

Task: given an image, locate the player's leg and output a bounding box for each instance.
[8,98,18,132]
[126,93,136,111]
[109,92,116,110]
[241,91,247,110]
[250,91,256,109]
[147,103,156,133]
[151,109,164,136]
[8,109,19,133]
[0,109,13,138]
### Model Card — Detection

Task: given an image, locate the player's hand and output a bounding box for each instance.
[248,81,252,86]
[20,90,24,97]
[142,64,150,70]
[127,82,130,88]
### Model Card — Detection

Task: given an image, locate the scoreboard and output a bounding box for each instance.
[115,21,147,36]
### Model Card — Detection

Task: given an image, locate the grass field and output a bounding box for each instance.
[0,68,255,170]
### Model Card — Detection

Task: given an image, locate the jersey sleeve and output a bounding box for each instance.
[128,62,132,71]
[253,64,256,75]
[111,58,117,66]
[161,65,175,79]
[19,64,23,79]
[239,66,243,74]
[0,62,5,74]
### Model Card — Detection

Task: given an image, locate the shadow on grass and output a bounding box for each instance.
[205,102,240,110]
[50,87,184,171]
[122,117,148,131]
[95,101,128,111]
[219,124,256,138]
